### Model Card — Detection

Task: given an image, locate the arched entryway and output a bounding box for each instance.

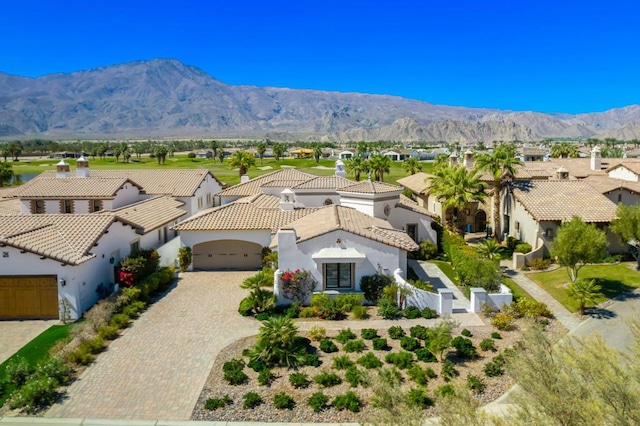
[192,240,262,270]
[474,210,487,233]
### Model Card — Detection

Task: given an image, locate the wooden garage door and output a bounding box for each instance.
[193,240,262,271]
[0,276,58,319]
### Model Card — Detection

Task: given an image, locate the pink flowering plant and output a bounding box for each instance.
[280,269,317,303]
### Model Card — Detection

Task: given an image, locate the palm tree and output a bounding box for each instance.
[402,157,423,175]
[550,142,579,158]
[368,154,391,181]
[475,147,520,241]
[210,140,220,161]
[345,157,369,181]
[155,146,168,164]
[0,161,14,187]
[312,144,323,165]
[476,239,505,261]
[256,142,267,165]
[567,278,602,315]
[229,150,256,177]
[273,143,286,161]
[428,165,487,231]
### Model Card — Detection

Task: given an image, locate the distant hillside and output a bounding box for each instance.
[1,58,640,142]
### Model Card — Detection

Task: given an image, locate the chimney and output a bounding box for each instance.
[335,159,346,178]
[463,150,474,168]
[240,174,250,184]
[556,166,569,180]
[280,188,295,211]
[56,159,71,178]
[591,146,601,171]
[76,156,90,178]
[448,153,458,167]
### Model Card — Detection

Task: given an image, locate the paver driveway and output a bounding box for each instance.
[46,271,259,420]
[0,320,59,364]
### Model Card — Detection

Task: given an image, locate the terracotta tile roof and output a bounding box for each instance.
[0,187,15,199]
[581,175,640,195]
[105,196,187,234]
[397,172,430,195]
[9,177,138,199]
[0,198,21,215]
[174,194,318,232]
[35,169,220,197]
[605,162,640,174]
[337,181,402,194]
[510,180,617,222]
[271,205,419,251]
[0,214,116,265]
[292,176,355,190]
[217,169,316,197]
[396,195,438,219]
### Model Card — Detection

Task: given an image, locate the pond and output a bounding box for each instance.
[9,173,39,184]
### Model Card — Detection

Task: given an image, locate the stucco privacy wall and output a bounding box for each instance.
[275,228,405,304]
[394,269,440,312]
[387,207,437,244]
[0,221,136,319]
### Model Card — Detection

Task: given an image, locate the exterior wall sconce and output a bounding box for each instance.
[465,209,471,215]
[109,257,115,264]
[336,239,342,244]
[59,278,66,287]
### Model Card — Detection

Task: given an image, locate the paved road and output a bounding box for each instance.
[0,319,58,364]
[46,271,259,421]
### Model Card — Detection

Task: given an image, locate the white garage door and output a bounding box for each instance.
[193,240,262,270]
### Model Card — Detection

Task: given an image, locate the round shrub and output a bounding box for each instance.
[406,388,434,409]
[8,376,58,413]
[372,337,390,351]
[491,312,515,331]
[403,305,421,319]
[333,355,355,370]
[388,326,405,340]
[319,339,339,353]
[409,325,429,340]
[5,356,33,386]
[343,339,366,353]
[491,332,502,339]
[400,336,421,352]
[452,336,477,359]
[421,307,438,319]
[289,372,311,388]
[441,359,459,382]
[35,357,70,385]
[480,338,496,352]
[98,325,120,341]
[335,328,357,344]
[308,326,326,341]
[414,348,437,363]
[361,328,379,340]
[407,365,431,386]
[467,374,486,393]
[385,351,414,369]
[332,391,363,412]
[308,392,330,413]
[304,353,321,367]
[243,391,263,409]
[461,328,473,337]
[258,369,275,386]
[273,392,295,409]
[352,305,369,319]
[205,395,232,410]
[436,384,455,398]
[345,366,369,388]
[357,352,382,369]
[378,297,402,319]
[360,274,393,303]
[314,372,342,388]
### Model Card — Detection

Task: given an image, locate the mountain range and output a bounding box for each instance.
[1,58,640,142]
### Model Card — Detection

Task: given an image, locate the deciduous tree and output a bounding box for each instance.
[610,203,640,270]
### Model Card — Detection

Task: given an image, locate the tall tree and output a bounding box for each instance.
[368,154,391,182]
[345,157,369,181]
[312,144,323,165]
[155,146,168,165]
[550,216,608,282]
[256,142,267,165]
[401,157,423,175]
[550,142,579,158]
[610,203,640,270]
[210,140,220,161]
[428,165,487,231]
[0,161,14,187]
[7,141,22,161]
[228,150,256,177]
[273,143,286,161]
[475,147,520,240]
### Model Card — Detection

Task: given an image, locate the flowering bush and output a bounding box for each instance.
[118,249,160,286]
[280,269,317,303]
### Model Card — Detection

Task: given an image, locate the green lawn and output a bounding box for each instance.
[527,263,640,312]
[502,276,532,301]
[0,323,74,406]
[427,260,460,285]
[9,154,436,187]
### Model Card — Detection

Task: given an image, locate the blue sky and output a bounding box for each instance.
[1,0,638,114]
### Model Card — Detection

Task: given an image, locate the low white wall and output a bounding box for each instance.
[470,285,512,313]
[393,268,440,312]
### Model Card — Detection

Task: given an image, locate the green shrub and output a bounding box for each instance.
[178,246,192,272]
[418,240,439,260]
[67,347,95,366]
[441,359,459,382]
[408,279,435,293]
[223,359,248,385]
[308,326,326,341]
[407,365,431,386]
[514,242,532,254]
[372,338,390,351]
[491,332,502,339]
[8,376,58,413]
[285,302,301,318]
[304,353,321,367]
[289,372,311,388]
[97,325,120,340]
[406,387,434,409]
[247,358,268,372]
[403,305,421,319]
[361,328,379,340]
[378,297,402,319]
[529,257,552,270]
[436,384,456,397]
[385,351,414,369]
[491,312,515,331]
[248,316,307,368]
[5,356,34,386]
[467,374,486,393]
[400,336,421,352]
[484,356,506,377]
[35,357,70,385]
[254,312,271,321]
[332,391,363,412]
[421,307,438,319]
[360,274,393,303]
[345,366,369,388]
[311,293,345,320]
[333,355,355,370]
[258,369,275,386]
[314,371,342,387]
[308,391,330,413]
[319,338,339,353]
[109,313,131,329]
[480,338,496,352]
[461,328,473,337]
[299,306,317,318]
[335,328,357,344]
[414,348,437,363]
[205,395,232,410]
[343,339,366,353]
[388,326,405,339]
[335,293,364,312]
[273,392,295,409]
[243,391,263,409]
[509,297,553,319]
[357,352,383,369]
[352,305,369,319]
[452,336,477,359]
[409,325,429,340]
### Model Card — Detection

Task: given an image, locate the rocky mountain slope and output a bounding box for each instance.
[1,58,639,142]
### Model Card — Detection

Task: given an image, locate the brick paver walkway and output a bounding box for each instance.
[0,320,58,364]
[46,271,259,421]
